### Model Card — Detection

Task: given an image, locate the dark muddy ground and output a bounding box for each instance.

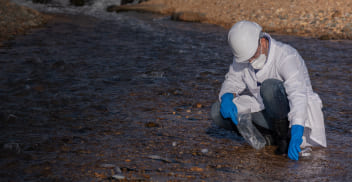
[0,12,351,181]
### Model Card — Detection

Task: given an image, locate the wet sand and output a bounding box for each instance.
[0,12,351,181]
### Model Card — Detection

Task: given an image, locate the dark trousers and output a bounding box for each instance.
[211,79,290,145]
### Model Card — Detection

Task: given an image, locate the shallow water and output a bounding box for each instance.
[0,11,351,181]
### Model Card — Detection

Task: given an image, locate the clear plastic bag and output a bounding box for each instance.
[236,113,266,150]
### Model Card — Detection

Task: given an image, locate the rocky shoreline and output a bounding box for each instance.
[0,0,50,44]
[110,0,352,40]
[1,0,352,44]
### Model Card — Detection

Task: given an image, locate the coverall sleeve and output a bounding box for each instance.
[279,54,308,126]
[219,60,247,101]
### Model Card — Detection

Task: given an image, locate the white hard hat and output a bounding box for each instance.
[228,21,262,63]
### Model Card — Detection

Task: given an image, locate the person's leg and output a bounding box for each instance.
[251,110,273,130]
[211,100,275,145]
[260,79,290,154]
[211,101,237,131]
[251,111,276,145]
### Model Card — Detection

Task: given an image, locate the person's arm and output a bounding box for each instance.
[218,60,247,125]
[279,54,308,127]
[279,53,308,160]
[219,61,247,101]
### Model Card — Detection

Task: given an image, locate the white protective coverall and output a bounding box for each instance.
[219,33,327,148]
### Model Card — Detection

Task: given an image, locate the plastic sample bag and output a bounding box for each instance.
[236,113,266,150]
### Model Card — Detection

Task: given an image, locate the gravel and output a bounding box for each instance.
[0,0,50,43]
[142,0,352,39]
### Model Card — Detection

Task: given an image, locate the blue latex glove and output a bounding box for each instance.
[288,125,304,160]
[220,93,238,125]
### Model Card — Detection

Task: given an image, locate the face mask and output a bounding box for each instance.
[250,54,266,70]
[250,44,267,70]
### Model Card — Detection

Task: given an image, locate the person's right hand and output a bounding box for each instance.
[288,125,304,160]
[220,93,238,125]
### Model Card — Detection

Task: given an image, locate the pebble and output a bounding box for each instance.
[7,114,17,122]
[111,174,125,180]
[99,164,116,168]
[140,0,352,39]
[145,122,160,128]
[201,148,208,153]
[3,143,21,154]
[190,166,204,172]
[148,155,174,163]
[0,0,48,42]
[25,84,31,90]
[115,167,122,174]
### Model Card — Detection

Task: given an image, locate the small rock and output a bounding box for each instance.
[3,143,21,154]
[32,0,51,4]
[319,34,331,40]
[7,114,17,122]
[120,0,134,5]
[106,5,118,12]
[145,122,160,128]
[114,167,122,174]
[33,84,45,92]
[107,4,175,14]
[331,10,342,18]
[201,148,208,153]
[94,172,107,179]
[111,174,125,180]
[171,11,207,22]
[190,166,204,172]
[148,155,174,163]
[99,164,116,168]
[121,0,147,5]
[70,0,91,6]
[343,23,352,37]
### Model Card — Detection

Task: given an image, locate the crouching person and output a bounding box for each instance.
[211,21,326,160]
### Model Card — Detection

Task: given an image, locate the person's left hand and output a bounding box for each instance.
[288,125,304,160]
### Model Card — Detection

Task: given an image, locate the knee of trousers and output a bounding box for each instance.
[260,79,290,119]
[211,101,234,130]
[260,79,285,98]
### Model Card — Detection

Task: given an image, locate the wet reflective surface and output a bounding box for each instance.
[0,12,351,181]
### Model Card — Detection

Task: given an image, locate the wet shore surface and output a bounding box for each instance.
[0,12,351,181]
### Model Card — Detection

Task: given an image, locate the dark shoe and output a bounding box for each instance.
[275,139,289,155]
[272,118,290,155]
[252,122,276,146]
